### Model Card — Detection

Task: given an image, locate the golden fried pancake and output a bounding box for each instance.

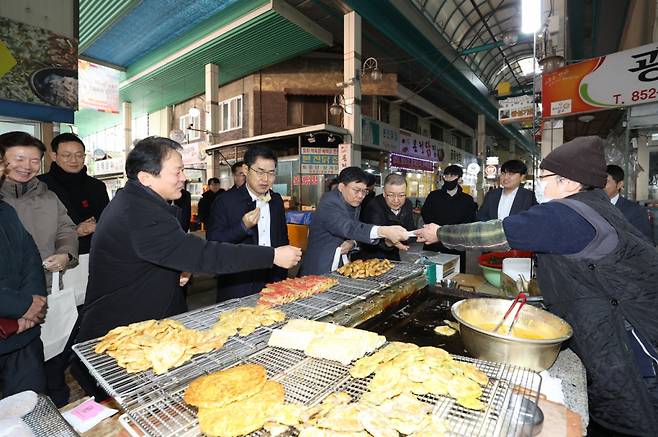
[197,380,284,437]
[184,364,267,407]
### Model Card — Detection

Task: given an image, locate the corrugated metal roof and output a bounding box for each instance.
[79,0,141,53]
[120,9,327,117]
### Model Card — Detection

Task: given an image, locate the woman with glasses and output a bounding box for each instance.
[357,173,415,261]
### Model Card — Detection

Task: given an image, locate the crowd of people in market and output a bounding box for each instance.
[0,132,656,436]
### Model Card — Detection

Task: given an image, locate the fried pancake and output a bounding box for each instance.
[197,380,284,437]
[184,364,267,408]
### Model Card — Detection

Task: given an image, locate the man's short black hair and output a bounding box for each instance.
[125,136,182,180]
[231,161,244,174]
[338,166,370,185]
[207,177,220,184]
[0,131,46,156]
[443,164,463,178]
[606,164,624,183]
[244,145,277,167]
[52,132,85,153]
[500,159,527,175]
[365,172,376,187]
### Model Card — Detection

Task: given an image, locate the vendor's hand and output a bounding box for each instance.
[415,224,440,244]
[340,240,355,255]
[23,295,47,324]
[42,253,69,272]
[273,245,302,269]
[378,225,409,244]
[179,272,191,287]
[242,208,260,229]
[76,218,96,237]
[17,317,36,334]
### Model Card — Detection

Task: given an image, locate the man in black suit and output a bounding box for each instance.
[359,173,415,261]
[421,164,477,272]
[477,160,537,221]
[604,164,653,242]
[300,167,410,275]
[207,145,290,301]
[228,161,246,191]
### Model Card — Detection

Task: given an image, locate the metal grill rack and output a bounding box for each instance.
[23,394,79,437]
[327,261,425,289]
[120,344,540,437]
[72,271,400,409]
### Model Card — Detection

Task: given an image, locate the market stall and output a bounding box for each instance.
[62,261,585,437]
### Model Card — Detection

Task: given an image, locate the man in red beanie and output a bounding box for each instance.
[417,136,658,436]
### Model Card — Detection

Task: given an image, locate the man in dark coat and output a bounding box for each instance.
[300,167,409,275]
[417,136,658,436]
[228,161,246,191]
[604,164,653,243]
[359,173,415,261]
[39,133,109,255]
[0,152,48,397]
[73,137,301,396]
[421,164,477,271]
[207,145,289,301]
[477,159,537,221]
[197,177,224,225]
[173,185,192,232]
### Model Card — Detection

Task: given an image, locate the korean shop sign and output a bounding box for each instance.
[542,42,658,118]
[301,147,338,174]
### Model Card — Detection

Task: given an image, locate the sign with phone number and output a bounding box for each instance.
[543,42,658,118]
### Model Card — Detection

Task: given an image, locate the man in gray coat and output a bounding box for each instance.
[300,167,410,275]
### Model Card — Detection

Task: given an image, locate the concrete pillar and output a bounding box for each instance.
[476,114,486,158]
[636,133,649,200]
[41,122,54,170]
[122,102,132,156]
[205,63,220,179]
[343,11,362,166]
[389,102,401,127]
[541,119,563,158]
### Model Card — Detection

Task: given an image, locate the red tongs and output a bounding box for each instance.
[491,293,527,335]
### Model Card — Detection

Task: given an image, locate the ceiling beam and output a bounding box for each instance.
[397,84,475,137]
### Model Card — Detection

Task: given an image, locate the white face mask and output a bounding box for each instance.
[535,179,553,204]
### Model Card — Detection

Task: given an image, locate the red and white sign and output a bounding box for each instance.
[78,60,120,114]
[389,153,435,172]
[543,42,658,118]
[292,175,319,186]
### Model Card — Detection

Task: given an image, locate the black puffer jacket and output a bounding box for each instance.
[0,201,47,355]
[537,190,658,436]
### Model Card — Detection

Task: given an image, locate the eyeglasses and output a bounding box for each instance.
[248,167,276,179]
[537,173,557,180]
[58,153,85,161]
[348,186,369,197]
[384,193,406,200]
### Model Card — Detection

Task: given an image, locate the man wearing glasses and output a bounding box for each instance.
[358,173,415,261]
[301,166,410,275]
[416,136,658,436]
[476,159,536,221]
[207,145,297,301]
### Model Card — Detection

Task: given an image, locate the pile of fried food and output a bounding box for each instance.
[95,306,285,375]
[184,364,284,437]
[337,259,394,278]
[184,364,450,437]
[258,275,338,307]
[268,319,386,365]
[350,342,489,411]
